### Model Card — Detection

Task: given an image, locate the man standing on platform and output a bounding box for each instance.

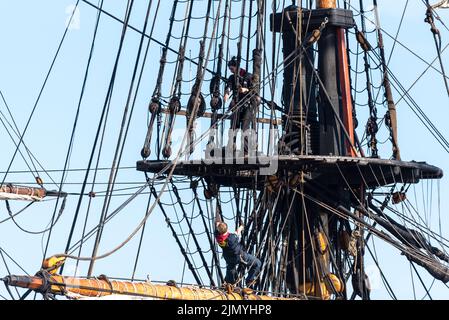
[224,56,255,158]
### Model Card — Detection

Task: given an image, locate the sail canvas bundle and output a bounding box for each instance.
[0,185,45,202]
[432,0,449,9]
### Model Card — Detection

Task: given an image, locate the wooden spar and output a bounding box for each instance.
[3,274,296,300]
[336,29,357,157]
[159,108,281,125]
[317,0,336,9]
[0,185,67,201]
[373,3,401,160]
[0,185,46,201]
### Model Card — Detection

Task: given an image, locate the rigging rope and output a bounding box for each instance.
[5,199,66,235]
[358,0,379,158]
[0,0,81,188]
[150,185,203,285]
[0,100,41,183]
[88,0,155,276]
[49,0,228,269]
[130,193,152,281]
[62,0,132,264]
[425,1,449,97]
[171,180,216,286]
[8,1,446,300]
[59,0,105,275]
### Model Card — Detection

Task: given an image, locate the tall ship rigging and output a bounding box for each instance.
[0,0,449,300]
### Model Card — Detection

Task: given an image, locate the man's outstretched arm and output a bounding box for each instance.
[215,209,223,227]
[235,221,244,237]
[224,89,231,103]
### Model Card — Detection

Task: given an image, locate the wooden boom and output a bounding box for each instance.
[0,185,67,201]
[0,185,46,201]
[3,274,296,300]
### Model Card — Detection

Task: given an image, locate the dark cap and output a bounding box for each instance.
[227,56,239,68]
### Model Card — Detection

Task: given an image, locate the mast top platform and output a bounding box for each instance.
[270,5,355,33]
[137,156,443,190]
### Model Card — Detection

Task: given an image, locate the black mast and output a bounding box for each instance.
[271,0,356,298]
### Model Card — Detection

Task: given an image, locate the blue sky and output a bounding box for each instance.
[0,0,448,300]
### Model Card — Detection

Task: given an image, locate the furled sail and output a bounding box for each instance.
[0,185,46,201]
[432,0,449,9]
[0,185,66,201]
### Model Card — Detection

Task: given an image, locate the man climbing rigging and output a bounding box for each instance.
[215,212,261,289]
[224,56,255,157]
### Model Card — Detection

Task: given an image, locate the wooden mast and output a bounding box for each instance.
[336,27,356,157]
[317,0,336,8]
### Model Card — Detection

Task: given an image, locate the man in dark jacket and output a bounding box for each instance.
[224,57,255,157]
[215,216,261,288]
[224,57,252,105]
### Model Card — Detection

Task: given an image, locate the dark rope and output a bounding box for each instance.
[149,185,203,285]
